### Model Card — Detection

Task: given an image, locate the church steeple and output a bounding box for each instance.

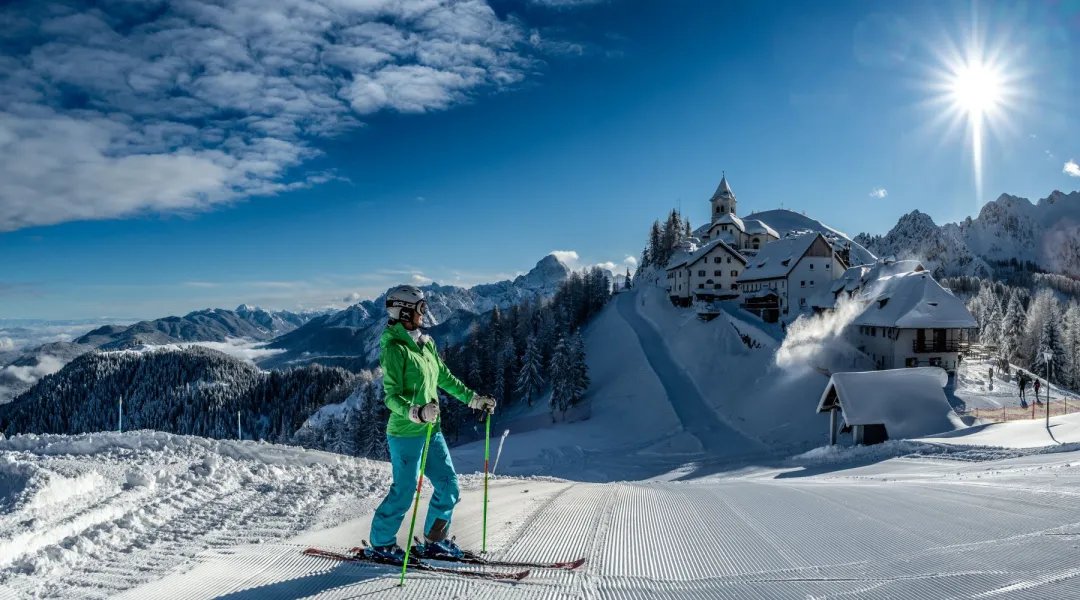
[710,171,737,223]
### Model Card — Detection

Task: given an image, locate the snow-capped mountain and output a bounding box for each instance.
[75,306,324,350]
[856,190,1080,278]
[262,254,571,370]
[743,208,878,266]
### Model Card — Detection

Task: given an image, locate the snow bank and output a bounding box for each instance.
[0,431,389,598]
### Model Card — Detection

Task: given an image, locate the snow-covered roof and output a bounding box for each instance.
[736,232,822,282]
[743,219,779,238]
[852,271,977,329]
[807,290,836,309]
[713,212,745,232]
[816,367,965,439]
[864,259,924,284]
[668,238,745,271]
[712,173,734,199]
[743,289,779,299]
[831,265,870,294]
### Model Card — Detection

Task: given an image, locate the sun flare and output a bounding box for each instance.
[948,60,1004,116]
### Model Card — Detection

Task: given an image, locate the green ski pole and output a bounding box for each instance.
[482,409,491,553]
[399,421,434,587]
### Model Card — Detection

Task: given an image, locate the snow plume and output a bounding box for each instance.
[0,354,65,403]
[775,297,863,370]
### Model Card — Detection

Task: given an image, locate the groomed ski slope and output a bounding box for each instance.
[6,289,1080,599]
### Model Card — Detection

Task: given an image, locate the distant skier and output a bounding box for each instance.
[365,285,496,564]
[1018,372,1028,408]
[781,321,787,335]
[988,366,994,391]
[1034,378,1042,405]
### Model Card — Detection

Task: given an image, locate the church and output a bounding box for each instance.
[666,173,782,307]
[698,173,779,252]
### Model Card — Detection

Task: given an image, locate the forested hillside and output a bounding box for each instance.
[0,347,358,442]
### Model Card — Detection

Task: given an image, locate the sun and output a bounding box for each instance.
[948,60,1005,117]
[928,33,1023,209]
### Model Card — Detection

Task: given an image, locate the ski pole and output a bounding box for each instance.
[482,410,491,554]
[400,421,434,587]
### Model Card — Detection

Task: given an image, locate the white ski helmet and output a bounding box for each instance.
[386,285,426,324]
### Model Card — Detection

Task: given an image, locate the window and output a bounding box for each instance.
[809,264,814,270]
[698,283,704,289]
[906,358,918,367]
[727,257,732,264]
[713,257,721,263]
[714,270,722,276]
[929,357,943,367]
[781,259,790,267]
[826,263,830,269]
[698,270,706,277]
[731,270,738,277]
[731,283,738,290]
[799,298,807,308]
[810,280,814,286]
[714,284,722,289]
[871,327,877,336]
[781,281,785,288]
[800,280,806,287]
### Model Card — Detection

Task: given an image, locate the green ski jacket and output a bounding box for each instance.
[380,322,475,438]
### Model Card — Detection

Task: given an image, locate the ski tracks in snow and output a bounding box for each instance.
[0,433,387,599]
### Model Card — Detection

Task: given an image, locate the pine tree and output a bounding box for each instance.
[567,331,590,407]
[1001,292,1026,362]
[516,334,544,406]
[1064,302,1080,389]
[548,335,569,412]
[1036,317,1068,386]
[684,217,691,239]
[982,302,1003,347]
[648,221,662,268]
[623,267,632,290]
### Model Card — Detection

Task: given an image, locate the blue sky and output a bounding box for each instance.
[1,0,1078,320]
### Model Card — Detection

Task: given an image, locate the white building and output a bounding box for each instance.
[847,271,977,373]
[816,367,964,445]
[694,173,780,252]
[666,239,746,306]
[736,232,846,322]
[831,258,925,303]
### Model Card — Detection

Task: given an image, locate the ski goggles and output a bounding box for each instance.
[387,298,427,315]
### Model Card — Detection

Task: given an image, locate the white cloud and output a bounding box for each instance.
[0,354,65,403]
[624,256,638,267]
[0,337,14,350]
[1065,160,1080,178]
[595,261,618,272]
[551,250,581,268]
[343,292,364,303]
[0,0,541,231]
[870,188,888,198]
[410,274,433,285]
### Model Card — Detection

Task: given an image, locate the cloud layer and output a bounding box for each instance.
[0,0,537,231]
[1065,160,1080,178]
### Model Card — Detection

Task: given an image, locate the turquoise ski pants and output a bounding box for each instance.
[369,432,460,548]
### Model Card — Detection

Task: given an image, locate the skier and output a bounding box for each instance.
[365,285,496,564]
[1034,378,1042,405]
[1018,372,1028,408]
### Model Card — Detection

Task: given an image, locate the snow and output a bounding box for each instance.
[748,208,878,266]
[0,431,389,599]
[742,218,778,237]
[736,231,819,281]
[818,367,967,439]
[7,286,1080,599]
[853,271,978,328]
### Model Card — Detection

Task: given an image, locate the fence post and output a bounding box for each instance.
[1002,406,1006,422]
[1032,399,1036,420]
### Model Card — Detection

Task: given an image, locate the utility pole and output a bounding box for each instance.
[118,396,123,433]
[237,411,242,440]
[1044,351,1052,431]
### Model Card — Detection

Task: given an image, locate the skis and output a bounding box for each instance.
[411,539,586,570]
[302,547,530,582]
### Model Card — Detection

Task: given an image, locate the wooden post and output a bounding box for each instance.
[829,408,838,446]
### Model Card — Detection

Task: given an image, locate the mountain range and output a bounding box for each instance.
[855,190,1080,279]
[261,254,571,370]
[0,254,572,403]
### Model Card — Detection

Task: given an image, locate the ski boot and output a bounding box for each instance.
[416,536,466,560]
[360,543,418,565]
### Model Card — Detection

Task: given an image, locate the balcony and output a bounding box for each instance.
[912,340,968,353]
